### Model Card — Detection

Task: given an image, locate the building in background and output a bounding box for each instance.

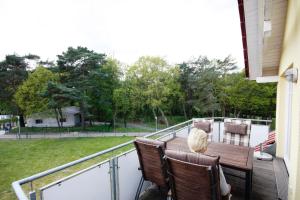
[26,106,81,127]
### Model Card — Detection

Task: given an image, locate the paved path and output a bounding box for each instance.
[0,132,151,140]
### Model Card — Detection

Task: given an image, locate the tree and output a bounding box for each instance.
[113,81,133,128]
[223,72,276,118]
[0,54,39,126]
[57,46,106,128]
[14,66,58,116]
[126,56,181,126]
[43,82,80,127]
[179,56,238,117]
[88,58,121,123]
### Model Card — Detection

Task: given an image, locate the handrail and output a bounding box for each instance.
[204,117,272,123]
[11,119,193,200]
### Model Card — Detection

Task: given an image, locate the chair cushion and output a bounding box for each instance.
[223,119,251,147]
[192,119,214,142]
[135,138,166,149]
[194,121,211,133]
[165,149,219,167]
[223,132,250,146]
[225,122,248,135]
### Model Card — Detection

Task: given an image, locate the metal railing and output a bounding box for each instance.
[12,119,193,200]
[12,117,272,200]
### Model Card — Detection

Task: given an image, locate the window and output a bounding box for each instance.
[60,118,67,122]
[35,119,43,124]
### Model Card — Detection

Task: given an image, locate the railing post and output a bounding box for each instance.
[188,120,192,135]
[218,121,221,142]
[114,158,119,200]
[29,191,36,200]
[110,157,119,200]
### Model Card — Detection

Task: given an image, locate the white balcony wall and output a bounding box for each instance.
[40,162,111,200]
[117,150,150,200]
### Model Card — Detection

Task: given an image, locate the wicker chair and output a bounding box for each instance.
[134,138,169,200]
[165,150,221,200]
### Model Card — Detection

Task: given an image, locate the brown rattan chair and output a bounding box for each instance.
[164,150,221,200]
[134,138,169,200]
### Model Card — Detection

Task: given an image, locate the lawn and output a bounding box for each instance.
[0,137,133,200]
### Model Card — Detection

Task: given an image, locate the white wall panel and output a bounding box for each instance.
[41,162,111,200]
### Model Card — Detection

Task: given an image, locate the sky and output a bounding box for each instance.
[0,0,244,68]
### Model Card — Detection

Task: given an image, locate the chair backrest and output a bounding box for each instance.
[165,150,221,200]
[223,118,251,147]
[134,138,168,188]
[192,118,214,142]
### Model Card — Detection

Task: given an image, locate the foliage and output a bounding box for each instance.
[221,73,276,118]
[0,48,277,128]
[0,55,29,114]
[57,46,107,128]
[125,56,182,126]
[179,56,237,117]
[0,116,18,124]
[43,81,80,127]
[14,66,58,116]
[88,58,121,122]
[0,54,40,126]
[113,81,133,127]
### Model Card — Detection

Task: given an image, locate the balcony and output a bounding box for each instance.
[12,118,283,200]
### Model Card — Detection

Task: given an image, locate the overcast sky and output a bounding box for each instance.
[0,0,244,67]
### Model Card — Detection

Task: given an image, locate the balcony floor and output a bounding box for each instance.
[228,159,277,200]
[140,153,278,200]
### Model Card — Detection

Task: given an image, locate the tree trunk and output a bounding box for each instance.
[80,102,85,129]
[152,108,157,120]
[182,103,187,120]
[58,108,63,127]
[158,107,169,127]
[123,116,127,128]
[54,109,61,128]
[237,111,241,118]
[19,115,25,127]
[222,107,225,117]
[113,113,116,133]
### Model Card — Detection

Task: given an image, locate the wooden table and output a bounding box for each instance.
[166,137,254,200]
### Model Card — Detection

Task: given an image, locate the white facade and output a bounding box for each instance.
[26,107,80,127]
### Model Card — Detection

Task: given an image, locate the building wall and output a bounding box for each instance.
[276,0,300,199]
[27,114,76,127]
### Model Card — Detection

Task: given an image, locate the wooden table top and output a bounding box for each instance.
[166,137,254,171]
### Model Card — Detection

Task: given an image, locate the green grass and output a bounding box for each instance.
[0,137,134,200]
[9,124,148,134]
[143,115,187,129]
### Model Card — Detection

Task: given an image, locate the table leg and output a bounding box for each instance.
[245,170,253,200]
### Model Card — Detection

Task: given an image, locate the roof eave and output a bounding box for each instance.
[238,0,249,78]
